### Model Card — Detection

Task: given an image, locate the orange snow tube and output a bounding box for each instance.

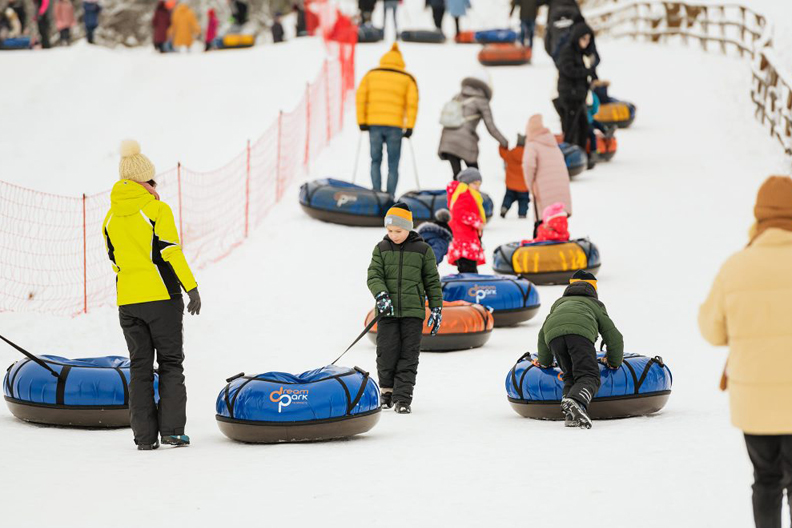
[365,301,494,352]
[478,43,532,66]
[455,31,477,44]
[588,131,618,161]
[555,133,618,162]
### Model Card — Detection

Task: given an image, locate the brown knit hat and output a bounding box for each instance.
[751,175,792,243]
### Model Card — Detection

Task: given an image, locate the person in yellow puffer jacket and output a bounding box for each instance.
[102,140,200,451]
[356,42,419,197]
[168,1,201,51]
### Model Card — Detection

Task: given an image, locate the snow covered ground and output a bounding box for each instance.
[1,1,790,527]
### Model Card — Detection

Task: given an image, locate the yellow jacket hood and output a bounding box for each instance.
[110,180,156,217]
[379,43,405,70]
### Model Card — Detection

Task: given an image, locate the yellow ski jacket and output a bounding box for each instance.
[356,43,419,129]
[102,180,197,306]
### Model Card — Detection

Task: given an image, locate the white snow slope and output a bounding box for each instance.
[0,1,790,527]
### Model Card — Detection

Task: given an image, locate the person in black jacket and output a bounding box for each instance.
[271,12,284,42]
[555,21,597,151]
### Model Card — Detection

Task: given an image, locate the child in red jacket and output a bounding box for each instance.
[447,168,487,273]
[532,202,570,242]
[205,8,218,51]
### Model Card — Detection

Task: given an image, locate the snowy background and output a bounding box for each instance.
[1,0,791,526]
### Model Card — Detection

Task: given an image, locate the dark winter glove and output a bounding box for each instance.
[427,307,442,336]
[186,288,201,316]
[359,124,370,132]
[403,128,413,138]
[598,357,617,370]
[375,292,394,316]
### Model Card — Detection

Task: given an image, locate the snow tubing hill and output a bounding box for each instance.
[299,178,395,227]
[493,238,601,285]
[474,29,518,44]
[216,366,380,443]
[397,189,494,224]
[559,142,587,177]
[595,101,636,129]
[0,36,31,50]
[400,29,446,43]
[506,352,672,419]
[214,34,255,49]
[365,301,494,352]
[358,25,384,43]
[441,273,540,327]
[478,43,532,66]
[3,356,156,428]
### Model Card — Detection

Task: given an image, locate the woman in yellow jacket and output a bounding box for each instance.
[356,42,418,197]
[167,1,200,51]
[699,175,792,528]
[103,140,201,451]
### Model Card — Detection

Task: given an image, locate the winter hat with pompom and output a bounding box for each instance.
[434,208,451,223]
[118,140,155,183]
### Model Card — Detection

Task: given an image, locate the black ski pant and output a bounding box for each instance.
[558,97,589,151]
[744,434,792,528]
[446,154,478,180]
[376,317,422,404]
[456,257,478,274]
[431,6,445,30]
[119,297,187,445]
[549,334,600,408]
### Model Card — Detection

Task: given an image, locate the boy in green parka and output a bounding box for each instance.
[536,270,624,429]
[367,203,444,414]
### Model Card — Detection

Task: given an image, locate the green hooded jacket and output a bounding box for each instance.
[537,281,624,367]
[367,231,443,319]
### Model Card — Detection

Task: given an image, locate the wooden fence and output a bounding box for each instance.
[578,1,792,154]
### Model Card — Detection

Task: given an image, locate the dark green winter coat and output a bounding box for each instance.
[367,232,443,319]
[537,281,624,367]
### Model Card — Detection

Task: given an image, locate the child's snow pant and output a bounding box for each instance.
[456,257,479,274]
[119,297,187,445]
[502,189,530,217]
[376,317,423,404]
[549,334,601,408]
[743,434,792,528]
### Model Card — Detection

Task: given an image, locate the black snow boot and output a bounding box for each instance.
[161,435,190,447]
[500,207,508,219]
[381,391,394,409]
[564,414,580,428]
[137,440,160,451]
[394,401,411,414]
[561,397,592,429]
[587,152,598,170]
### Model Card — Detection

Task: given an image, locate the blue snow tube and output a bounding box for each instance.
[441,273,540,327]
[506,352,672,420]
[475,29,518,44]
[216,365,381,443]
[559,142,587,177]
[299,178,395,227]
[397,189,494,224]
[0,36,31,50]
[3,355,156,427]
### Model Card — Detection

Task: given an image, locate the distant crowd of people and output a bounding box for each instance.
[0,0,100,47]
[0,0,306,50]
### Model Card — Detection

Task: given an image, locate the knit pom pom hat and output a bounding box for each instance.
[119,140,155,183]
[385,202,413,231]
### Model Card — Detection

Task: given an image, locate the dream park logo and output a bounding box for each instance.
[334,192,358,208]
[467,284,497,304]
[270,387,310,413]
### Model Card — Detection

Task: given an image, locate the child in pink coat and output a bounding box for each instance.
[522,114,572,236]
[54,0,74,46]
